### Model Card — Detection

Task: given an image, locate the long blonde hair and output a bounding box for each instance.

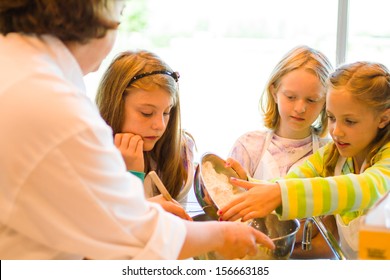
[261,45,333,137]
[96,50,187,199]
[324,61,390,176]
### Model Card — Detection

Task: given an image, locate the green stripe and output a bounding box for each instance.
[345,175,355,211]
[322,179,331,213]
[296,181,306,217]
[368,172,381,207]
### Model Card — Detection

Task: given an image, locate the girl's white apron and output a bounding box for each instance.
[253,131,320,180]
[334,157,365,259]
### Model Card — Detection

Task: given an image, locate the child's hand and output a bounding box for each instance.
[149,194,193,221]
[218,179,282,222]
[225,157,248,180]
[114,133,144,172]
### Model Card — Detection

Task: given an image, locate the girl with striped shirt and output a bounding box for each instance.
[219,61,390,259]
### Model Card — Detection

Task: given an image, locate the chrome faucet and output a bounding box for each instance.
[302,216,347,260]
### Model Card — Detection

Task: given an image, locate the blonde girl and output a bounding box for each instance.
[230,45,333,179]
[228,45,336,258]
[221,61,390,259]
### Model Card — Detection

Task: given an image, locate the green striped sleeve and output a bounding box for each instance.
[278,142,390,220]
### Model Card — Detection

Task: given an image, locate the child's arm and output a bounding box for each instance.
[219,143,390,222]
[277,143,390,220]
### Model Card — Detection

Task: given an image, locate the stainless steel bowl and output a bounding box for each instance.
[193,153,300,260]
[245,214,300,260]
[193,213,300,260]
[193,153,244,219]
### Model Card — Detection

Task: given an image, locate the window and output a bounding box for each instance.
[86,0,390,160]
[347,0,390,66]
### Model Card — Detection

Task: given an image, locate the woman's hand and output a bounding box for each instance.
[114,133,144,172]
[179,220,275,259]
[218,178,282,222]
[148,194,192,221]
[215,221,275,259]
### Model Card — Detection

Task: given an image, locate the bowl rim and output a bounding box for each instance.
[251,215,301,242]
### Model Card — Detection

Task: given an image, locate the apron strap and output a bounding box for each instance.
[312,133,320,152]
[252,130,273,174]
[334,156,347,176]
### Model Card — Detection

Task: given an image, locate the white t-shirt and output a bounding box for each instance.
[0,33,186,259]
[229,129,330,179]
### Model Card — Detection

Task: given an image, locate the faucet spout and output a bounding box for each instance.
[302,218,313,251]
[302,216,347,260]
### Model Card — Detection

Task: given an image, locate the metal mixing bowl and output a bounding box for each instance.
[245,214,300,260]
[193,153,244,219]
[193,213,300,260]
[193,153,300,260]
